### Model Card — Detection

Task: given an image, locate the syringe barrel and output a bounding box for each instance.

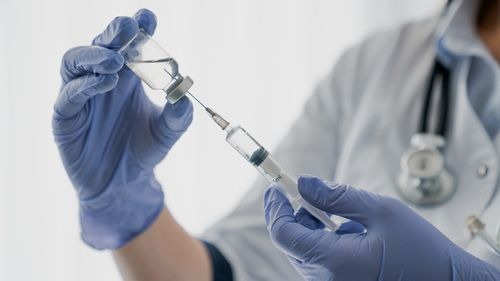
[256,154,300,199]
[225,125,338,231]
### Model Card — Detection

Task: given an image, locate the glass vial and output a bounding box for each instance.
[118,29,193,103]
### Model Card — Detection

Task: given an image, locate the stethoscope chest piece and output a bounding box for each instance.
[398,133,455,206]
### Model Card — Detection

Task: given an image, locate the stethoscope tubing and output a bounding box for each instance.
[419,60,450,137]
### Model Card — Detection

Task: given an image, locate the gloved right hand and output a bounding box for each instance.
[264,176,500,281]
[52,9,193,250]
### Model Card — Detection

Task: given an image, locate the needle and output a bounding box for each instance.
[186,91,207,109]
[186,91,230,129]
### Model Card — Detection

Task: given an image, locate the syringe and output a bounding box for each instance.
[116,26,337,230]
[187,93,338,232]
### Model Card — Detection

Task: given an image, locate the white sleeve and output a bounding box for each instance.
[201,47,361,280]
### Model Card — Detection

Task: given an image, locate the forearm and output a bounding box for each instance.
[113,207,212,281]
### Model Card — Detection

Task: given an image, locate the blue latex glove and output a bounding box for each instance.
[264,176,500,281]
[52,9,193,250]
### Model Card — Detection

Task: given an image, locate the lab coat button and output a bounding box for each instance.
[477,165,489,178]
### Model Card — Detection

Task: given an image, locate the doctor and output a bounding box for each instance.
[52,0,500,280]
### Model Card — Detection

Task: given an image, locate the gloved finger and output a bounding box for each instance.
[335,220,365,235]
[134,8,157,35]
[298,176,379,227]
[152,96,193,149]
[92,16,139,50]
[295,207,324,230]
[264,187,326,260]
[54,73,119,119]
[61,46,124,84]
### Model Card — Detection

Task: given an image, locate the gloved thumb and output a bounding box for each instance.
[298,176,379,227]
[152,96,193,150]
[162,97,193,132]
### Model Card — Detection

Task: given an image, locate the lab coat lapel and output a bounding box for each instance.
[444,58,499,244]
[465,117,500,267]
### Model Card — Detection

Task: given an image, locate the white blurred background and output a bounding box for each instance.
[1,0,444,280]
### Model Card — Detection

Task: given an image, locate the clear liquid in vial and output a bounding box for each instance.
[127,58,181,92]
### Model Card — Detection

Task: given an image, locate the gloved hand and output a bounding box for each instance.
[264,176,500,281]
[52,9,193,250]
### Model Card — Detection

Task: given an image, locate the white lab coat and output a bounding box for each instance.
[202,12,500,281]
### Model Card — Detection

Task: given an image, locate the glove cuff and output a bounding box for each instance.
[79,177,164,250]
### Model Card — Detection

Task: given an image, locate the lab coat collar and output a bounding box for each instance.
[435,0,494,68]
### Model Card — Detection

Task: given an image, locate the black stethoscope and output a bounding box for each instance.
[396,0,456,206]
[397,60,455,206]
[397,59,500,255]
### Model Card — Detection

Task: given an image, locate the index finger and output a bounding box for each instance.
[92,9,158,49]
[134,9,157,35]
[61,46,124,84]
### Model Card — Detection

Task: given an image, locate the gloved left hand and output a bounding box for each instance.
[264,176,500,281]
[52,9,193,250]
